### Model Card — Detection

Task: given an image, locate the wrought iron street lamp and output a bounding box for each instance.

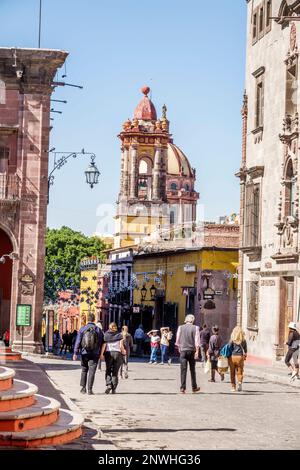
[47,149,100,202]
[85,155,100,189]
[140,284,157,303]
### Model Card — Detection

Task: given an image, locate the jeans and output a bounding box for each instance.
[105,351,124,390]
[80,353,98,391]
[200,344,208,362]
[135,339,144,356]
[161,344,169,363]
[180,350,197,390]
[150,347,159,362]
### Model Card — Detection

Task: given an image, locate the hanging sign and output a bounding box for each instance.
[203,288,215,300]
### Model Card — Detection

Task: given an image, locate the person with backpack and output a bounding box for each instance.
[73,313,104,395]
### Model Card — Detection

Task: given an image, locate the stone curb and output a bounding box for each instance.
[246,366,300,389]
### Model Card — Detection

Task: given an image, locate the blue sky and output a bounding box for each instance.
[1,0,246,236]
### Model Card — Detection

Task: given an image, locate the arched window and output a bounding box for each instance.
[170,182,177,191]
[139,159,148,174]
[285,160,296,217]
[184,184,190,191]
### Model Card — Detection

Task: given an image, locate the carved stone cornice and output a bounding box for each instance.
[247,166,265,179]
[271,252,299,264]
[240,246,262,262]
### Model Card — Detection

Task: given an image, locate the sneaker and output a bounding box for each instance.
[291,371,298,380]
[124,372,129,379]
[153,361,158,365]
[149,361,153,364]
[168,359,172,366]
[80,387,86,394]
[160,362,164,365]
[231,387,236,392]
[220,373,225,381]
[105,387,112,394]
[237,383,242,392]
[192,387,201,393]
[88,390,94,395]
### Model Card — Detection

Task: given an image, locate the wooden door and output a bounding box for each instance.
[279,277,295,354]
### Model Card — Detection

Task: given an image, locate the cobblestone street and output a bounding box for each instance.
[28,356,300,450]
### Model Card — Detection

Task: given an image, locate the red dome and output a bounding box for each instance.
[134,87,157,121]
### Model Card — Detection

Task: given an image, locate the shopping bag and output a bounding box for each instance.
[204,360,211,374]
[217,356,228,369]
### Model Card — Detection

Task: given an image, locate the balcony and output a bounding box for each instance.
[0,173,21,205]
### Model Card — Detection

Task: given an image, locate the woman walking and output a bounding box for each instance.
[120,325,133,379]
[285,322,300,380]
[228,326,247,392]
[100,323,126,394]
[207,325,224,383]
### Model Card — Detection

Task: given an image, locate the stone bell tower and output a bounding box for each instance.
[115,86,199,249]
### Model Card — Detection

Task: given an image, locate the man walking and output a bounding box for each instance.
[134,324,145,357]
[199,324,211,362]
[73,313,103,395]
[175,314,201,394]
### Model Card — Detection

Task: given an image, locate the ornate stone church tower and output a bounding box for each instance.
[115,87,199,248]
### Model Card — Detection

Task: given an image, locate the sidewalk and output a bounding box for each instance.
[245,359,300,388]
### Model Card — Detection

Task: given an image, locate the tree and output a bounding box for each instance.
[44,226,107,303]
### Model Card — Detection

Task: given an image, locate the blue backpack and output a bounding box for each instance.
[220,343,233,358]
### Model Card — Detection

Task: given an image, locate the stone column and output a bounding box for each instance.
[123,147,129,197]
[237,92,248,327]
[129,145,138,199]
[152,147,161,200]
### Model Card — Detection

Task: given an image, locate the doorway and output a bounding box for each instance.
[0,228,13,340]
[279,277,295,355]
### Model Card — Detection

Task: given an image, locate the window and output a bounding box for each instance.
[266,0,272,30]
[244,183,261,247]
[286,63,298,116]
[259,7,264,34]
[0,146,9,173]
[170,182,177,191]
[256,81,264,128]
[247,281,259,330]
[285,160,296,217]
[184,184,190,191]
[253,12,258,42]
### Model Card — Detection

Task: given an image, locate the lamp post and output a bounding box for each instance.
[47,149,100,202]
[0,252,18,264]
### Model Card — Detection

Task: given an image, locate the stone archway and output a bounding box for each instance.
[0,228,13,340]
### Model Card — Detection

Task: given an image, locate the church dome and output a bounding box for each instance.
[133,86,157,121]
[167,143,193,177]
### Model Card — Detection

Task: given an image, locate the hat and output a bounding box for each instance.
[152,329,159,333]
[288,322,298,331]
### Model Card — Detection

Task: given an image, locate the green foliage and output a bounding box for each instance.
[44,226,106,303]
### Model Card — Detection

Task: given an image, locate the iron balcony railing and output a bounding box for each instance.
[0,173,21,201]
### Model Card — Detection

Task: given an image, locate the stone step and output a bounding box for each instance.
[0,350,22,361]
[0,380,37,412]
[0,394,61,432]
[0,409,83,447]
[0,367,15,391]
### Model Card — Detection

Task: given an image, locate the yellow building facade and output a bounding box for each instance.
[132,239,239,340]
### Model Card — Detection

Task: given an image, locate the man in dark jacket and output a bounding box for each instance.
[73,313,103,395]
[175,314,201,394]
